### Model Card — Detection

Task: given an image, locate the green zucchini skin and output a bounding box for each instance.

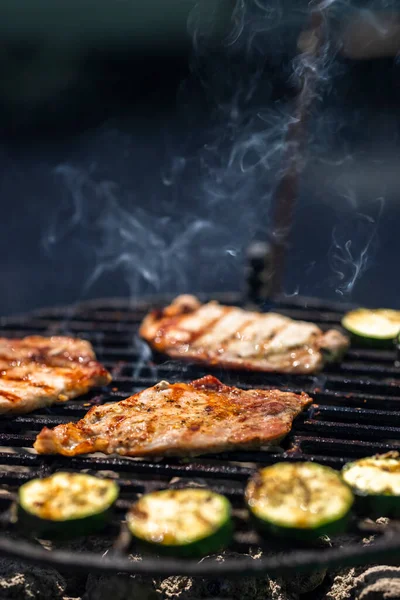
[133,519,233,558]
[127,488,233,558]
[341,309,400,348]
[249,511,351,543]
[350,494,400,520]
[16,505,115,540]
[17,472,119,539]
[342,452,400,519]
[347,333,395,350]
[245,463,354,542]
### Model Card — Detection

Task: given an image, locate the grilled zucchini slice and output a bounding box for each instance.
[17,472,119,539]
[342,308,400,346]
[245,463,354,541]
[127,488,233,557]
[342,452,400,518]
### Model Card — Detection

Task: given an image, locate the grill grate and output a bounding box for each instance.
[0,293,399,577]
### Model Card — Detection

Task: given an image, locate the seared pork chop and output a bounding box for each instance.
[34,375,312,457]
[139,295,349,374]
[0,336,111,415]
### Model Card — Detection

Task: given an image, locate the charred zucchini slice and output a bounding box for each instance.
[342,452,400,518]
[127,488,233,557]
[245,463,354,541]
[342,308,400,346]
[17,472,119,539]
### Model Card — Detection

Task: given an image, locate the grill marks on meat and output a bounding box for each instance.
[139,295,349,374]
[33,375,312,457]
[0,336,111,415]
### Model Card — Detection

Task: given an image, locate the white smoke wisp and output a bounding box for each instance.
[132,335,156,380]
[46,163,236,300]
[183,0,342,301]
[42,0,389,312]
[43,2,313,307]
[329,196,384,296]
[185,0,291,231]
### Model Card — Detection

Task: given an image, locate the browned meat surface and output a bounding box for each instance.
[139,295,349,374]
[34,375,312,457]
[0,336,111,415]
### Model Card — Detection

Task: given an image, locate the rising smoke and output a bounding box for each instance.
[329,197,384,295]
[46,0,294,301]
[44,0,392,305]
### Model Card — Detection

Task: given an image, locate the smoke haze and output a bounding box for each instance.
[0,0,400,315]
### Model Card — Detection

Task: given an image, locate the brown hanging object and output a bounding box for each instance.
[269,6,330,295]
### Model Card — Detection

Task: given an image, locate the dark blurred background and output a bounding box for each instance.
[0,0,400,316]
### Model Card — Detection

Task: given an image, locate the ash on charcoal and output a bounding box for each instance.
[84,550,297,600]
[327,566,400,600]
[324,519,398,600]
[152,551,297,600]
[153,572,292,600]
[354,566,400,600]
[326,567,368,600]
[251,544,327,595]
[0,556,66,599]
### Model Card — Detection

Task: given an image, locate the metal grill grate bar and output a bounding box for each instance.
[1,293,400,575]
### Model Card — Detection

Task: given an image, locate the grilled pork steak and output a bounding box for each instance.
[34,375,312,457]
[139,295,349,374]
[0,336,111,415]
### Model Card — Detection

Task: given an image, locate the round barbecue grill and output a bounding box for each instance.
[0,292,400,578]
